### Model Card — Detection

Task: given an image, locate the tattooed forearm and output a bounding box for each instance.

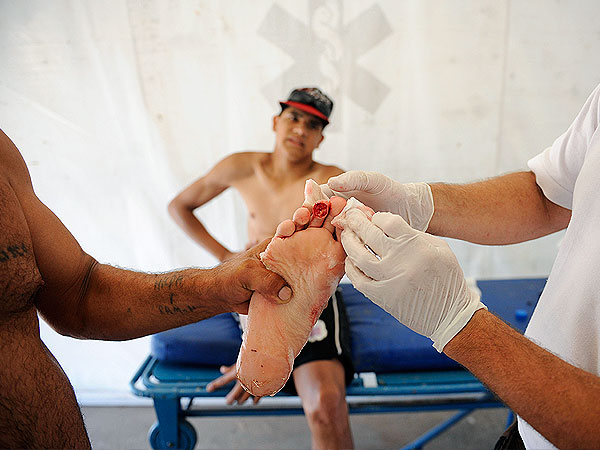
[152,274,200,315]
[153,275,184,291]
[157,304,198,315]
[0,243,28,263]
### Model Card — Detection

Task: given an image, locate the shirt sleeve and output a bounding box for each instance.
[528,84,600,209]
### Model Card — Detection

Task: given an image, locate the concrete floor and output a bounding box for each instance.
[82,405,508,449]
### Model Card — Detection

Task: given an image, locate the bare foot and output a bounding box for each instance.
[236,182,347,396]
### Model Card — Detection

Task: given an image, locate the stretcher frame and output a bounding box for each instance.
[130,356,510,450]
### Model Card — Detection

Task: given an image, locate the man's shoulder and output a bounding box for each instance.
[219,151,270,170]
[210,151,269,181]
[313,162,344,182]
[0,130,30,184]
[224,151,270,162]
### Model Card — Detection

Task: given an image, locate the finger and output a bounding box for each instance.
[327,171,369,192]
[319,183,335,199]
[248,238,270,257]
[343,208,390,257]
[252,266,292,303]
[344,257,376,294]
[371,212,412,239]
[251,247,293,303]
[235,302,249,315]
[253,395,261,404]
[323,196,346,234]
[206,367,236,392]
[225,383,245,405]
[236,390,252,405]
[275,219,295,238]
[340,229,385,280]
[292,207,311,231]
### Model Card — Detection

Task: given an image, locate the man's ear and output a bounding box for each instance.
[272,115,278,132]
[315,134,325,148]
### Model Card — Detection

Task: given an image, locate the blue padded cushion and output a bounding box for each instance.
[345,278,545,372]
[151,278,545,372]
[151,313,242,367]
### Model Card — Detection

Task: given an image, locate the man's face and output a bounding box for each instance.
[273,107,325,160]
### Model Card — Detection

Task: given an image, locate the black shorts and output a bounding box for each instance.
[281,287,354,395]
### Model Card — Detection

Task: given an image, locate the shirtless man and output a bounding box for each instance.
[169,87,354,449]
[0,128,289,449]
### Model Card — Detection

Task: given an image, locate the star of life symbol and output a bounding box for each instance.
[259,0,392,129]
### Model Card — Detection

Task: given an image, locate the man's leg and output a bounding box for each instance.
[293,359,353,450]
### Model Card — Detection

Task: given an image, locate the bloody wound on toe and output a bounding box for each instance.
[312,201,329,219]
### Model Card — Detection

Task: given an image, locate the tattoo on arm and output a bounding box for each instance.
[0,243,28,263]
[153,275,184,291]
[157,304,198,315]
[153,274,199,315]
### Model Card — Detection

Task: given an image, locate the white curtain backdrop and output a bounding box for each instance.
[1,0,599,402]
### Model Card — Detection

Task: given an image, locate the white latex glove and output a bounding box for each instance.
[339,209,486,352]
[320,171,434,232]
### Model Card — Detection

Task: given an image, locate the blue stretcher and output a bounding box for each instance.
[130,278,546,450]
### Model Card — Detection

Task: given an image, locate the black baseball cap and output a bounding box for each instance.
[279,87,333,124]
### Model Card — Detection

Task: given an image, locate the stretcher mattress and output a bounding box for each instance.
[151,279,545,372]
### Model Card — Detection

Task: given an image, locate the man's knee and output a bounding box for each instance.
[304,384,348,426]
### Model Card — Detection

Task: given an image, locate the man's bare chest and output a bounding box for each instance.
[0,180,43,316]
[242,182,305,227]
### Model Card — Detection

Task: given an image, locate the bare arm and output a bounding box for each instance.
[3,135,288,340]
[427,171,571,244]
[29,193,288,340]
[35,238,288,340]
[444,310,600,449]
[168,154,254,261]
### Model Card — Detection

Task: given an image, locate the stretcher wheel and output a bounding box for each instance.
[148,420,197,450]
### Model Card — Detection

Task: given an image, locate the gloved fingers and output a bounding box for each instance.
[327,171,372,192]
[342,208,390,257]
[318,183,337,199]
[330,170,392,194]
[344,257,376,294]
[340,228,385,280]
[371,211,413,239]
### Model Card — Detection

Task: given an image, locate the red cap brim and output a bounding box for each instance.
[279,101,329,123]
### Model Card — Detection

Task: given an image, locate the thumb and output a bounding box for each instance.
[371,212,413,239]
[254,269,292,304]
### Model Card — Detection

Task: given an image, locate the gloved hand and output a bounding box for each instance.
[339,209,486,352]
[320,171,434,232]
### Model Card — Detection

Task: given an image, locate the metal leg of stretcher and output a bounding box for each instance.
[148,397,197,450]
[400,409,474,450]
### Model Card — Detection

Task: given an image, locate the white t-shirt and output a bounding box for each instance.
[519,83,600,449]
